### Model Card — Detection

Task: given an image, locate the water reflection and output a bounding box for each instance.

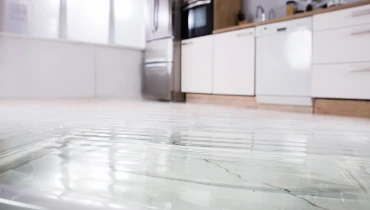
[0,101,369,209]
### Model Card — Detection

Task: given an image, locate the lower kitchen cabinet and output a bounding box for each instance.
[181,35,213,94]
[312,62,370,100]
[213,28,255,95]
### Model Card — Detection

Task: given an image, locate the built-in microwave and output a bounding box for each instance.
[182,0,213,40]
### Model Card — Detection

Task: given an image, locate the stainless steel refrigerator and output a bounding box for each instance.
[143,0,184,101]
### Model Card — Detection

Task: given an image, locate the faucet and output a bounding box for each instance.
[256,5,266,22]
[268,9,276,20]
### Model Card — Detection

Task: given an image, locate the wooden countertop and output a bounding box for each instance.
[213,0,370,34]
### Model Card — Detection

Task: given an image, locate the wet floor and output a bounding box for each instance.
[0,100,369,210]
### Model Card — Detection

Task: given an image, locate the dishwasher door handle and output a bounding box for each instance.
[277,27,287,32]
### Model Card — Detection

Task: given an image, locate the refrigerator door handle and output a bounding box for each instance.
[151,0,157,32]
[146,63,169,68]
[154,0,159,32]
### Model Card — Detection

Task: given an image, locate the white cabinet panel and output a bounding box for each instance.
[95,47,142,98]
[314,4,370,31]
[213,28,255,96]
[67,0,110,44]
[0,36,95,98]
[114,0,145,48]
[312,63,370,100]
[313,24,370,64]
[181,36,213,94]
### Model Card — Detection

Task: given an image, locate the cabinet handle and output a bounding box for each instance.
[236,32,253,37]
[182,42,193,46]
[352,9,370,17]
[277,27,287,32]
[351,29,370,36]
[350,68,370,73]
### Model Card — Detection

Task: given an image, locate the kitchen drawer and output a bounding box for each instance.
[313,24,370,64]
[312,62,370,100]
[313,4,370,31]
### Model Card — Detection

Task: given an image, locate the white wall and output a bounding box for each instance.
[0,34,143,98]
[242,0,360,22]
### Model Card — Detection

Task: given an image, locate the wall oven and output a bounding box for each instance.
[182,0,213,40]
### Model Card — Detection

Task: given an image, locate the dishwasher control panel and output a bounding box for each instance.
[256,17,312,37]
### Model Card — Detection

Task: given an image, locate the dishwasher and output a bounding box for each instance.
[255,17,313,106]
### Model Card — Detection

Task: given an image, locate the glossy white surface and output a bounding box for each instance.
[313,23,370,64]
[181,36,213,94]
[95,47,143,98]
[0,35,95,98]
[312,62,370,100]
[256,18,312,105]
[213,28,255,96]
[313,4,370,31]
[0,35,143,98]
[0,100,370,210]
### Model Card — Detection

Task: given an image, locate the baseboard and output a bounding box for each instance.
[258,104,313,113]
[186,93,312,113]
[186,94,370,118]
[256,95,313,106]
[314,98,370,118]
[186,93,257,108]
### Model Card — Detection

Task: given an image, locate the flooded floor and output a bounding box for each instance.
[0,100,369,210]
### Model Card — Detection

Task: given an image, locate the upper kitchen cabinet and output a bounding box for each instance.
[214,0,242,30]
[0,0,60,39]
[213,28,255,96]
[114,0,145,48]
[66,0,110,44]
[181,35,213,94]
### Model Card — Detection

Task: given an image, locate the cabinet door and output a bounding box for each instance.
[313,24,370,64]
[181,36,213,94]
[213,28,255,95]
[312,62,370,100]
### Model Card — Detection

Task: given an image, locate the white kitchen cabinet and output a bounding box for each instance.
[213,28,255,96]
[312,62,370,100]
[0,35,95,98]
[313,4,370,31]
[313,23,370,64]
[181,35,213,94]
[312,4,370,100]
